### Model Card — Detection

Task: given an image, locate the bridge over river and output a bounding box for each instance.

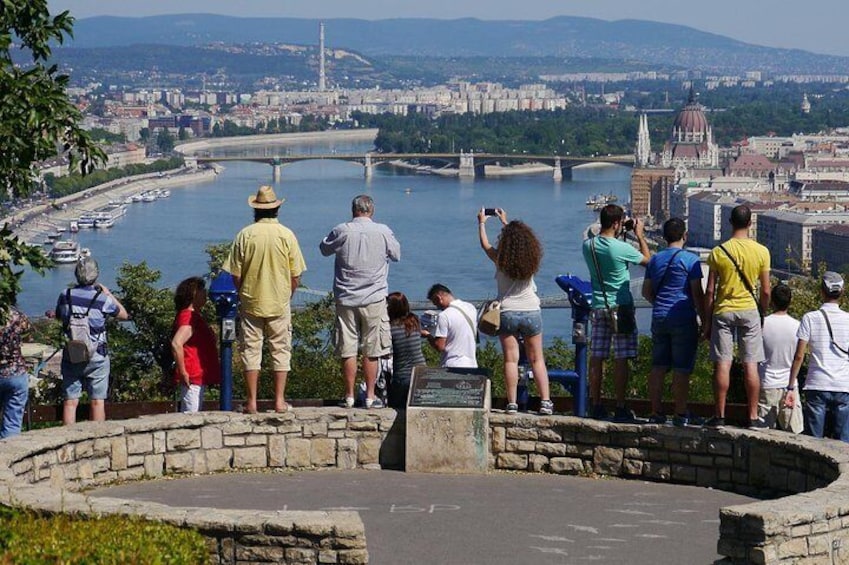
[190,151,634,181]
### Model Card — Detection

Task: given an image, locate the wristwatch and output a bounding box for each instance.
[785,386,796,391]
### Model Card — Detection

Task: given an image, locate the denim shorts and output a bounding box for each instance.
[62,355,110,400]
[499,310,543,338]
[651,318,699,373]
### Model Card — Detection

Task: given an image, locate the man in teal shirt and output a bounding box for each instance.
[582,204,651,421]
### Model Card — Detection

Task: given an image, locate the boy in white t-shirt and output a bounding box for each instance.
[758,284,799,428]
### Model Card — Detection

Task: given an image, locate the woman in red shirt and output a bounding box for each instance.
[171,277,220,412]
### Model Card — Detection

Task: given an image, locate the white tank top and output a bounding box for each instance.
[496,270,540,312]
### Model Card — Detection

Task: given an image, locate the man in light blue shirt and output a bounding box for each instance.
[320,194,401,409]
[582,204,650,421]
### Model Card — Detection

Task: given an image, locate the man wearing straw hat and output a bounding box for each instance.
[224,185,306,414]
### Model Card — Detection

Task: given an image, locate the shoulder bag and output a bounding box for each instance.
[819,308,849,357]
[589,236,636,334]
[718,243,764,325]
[475,301,500,337]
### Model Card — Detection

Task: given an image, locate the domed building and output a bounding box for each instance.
[660,88,719,168]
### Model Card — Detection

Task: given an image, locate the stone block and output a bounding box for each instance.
[165,451,196,474]
[245,434,268,446]
[127,455,145,467]
[496,453,528,470]
[505,439,536,453]
[318,549,338,564]
[287,438,312,468]
[696,467,718,487]
[777,537,808,559]
[268,436,287,467]
[166,429,202,451]
[491,426,505,453]
[56,444,75,464]
[205,449,233,472]
[537,428,562,442]
[126,434,153,455]
[535,442,567,457]
[358,438,381,466]
[506,427,538,441]
[592,446,623,475]
[305,422,329,437]
[337,439,357,470]
[142,453,163,477]
[235,543,286,562]
[622,458,643,476]
[338,549,369,564]
[311,439,337,466]
[153,431,166,454]
[223,435,246,447]
[348,421,378,432]
[808,533,832,555]
[528,454,548,472]
[76,440,94,458]
[547,457,583,474]
[643,462,671,481]
[93,438,111,457]
[233,447,267,469]
[110,437,128,471]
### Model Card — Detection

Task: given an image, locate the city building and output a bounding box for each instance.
[757,210,849,272]
[811,224,849,273]
[659,89,719,169]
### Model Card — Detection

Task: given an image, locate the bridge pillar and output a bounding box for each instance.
[272,164,282,182]
[364,154,373,179]
[459,151,475,178]
[553,157,562,182]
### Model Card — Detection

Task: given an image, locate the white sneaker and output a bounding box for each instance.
[339,396,355,408]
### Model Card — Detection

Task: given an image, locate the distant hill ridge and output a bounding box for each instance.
[70,14,849,73]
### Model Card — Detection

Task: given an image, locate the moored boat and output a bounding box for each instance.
[77,214,96,229]
[50,239,80,263]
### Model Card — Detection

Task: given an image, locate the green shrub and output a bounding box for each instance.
[0,506,208,564]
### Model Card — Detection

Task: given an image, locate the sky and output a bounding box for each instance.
[50,0,849,57]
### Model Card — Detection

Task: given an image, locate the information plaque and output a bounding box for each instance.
[408,366,488,409]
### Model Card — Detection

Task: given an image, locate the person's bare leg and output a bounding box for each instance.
[713,360,732,417]
[524,334,550,400]
[363,356,378,400]
[63,399,79,425]
[244,369,259,413]
[274,370,289,411]
[648,366,667,414]
[589,356,604,407]
[89,399,106,421]
[342,357,357,399]
[613,358,630,407]
[672,371,690,416]
[500,335,521,404]
[744,362,760,421]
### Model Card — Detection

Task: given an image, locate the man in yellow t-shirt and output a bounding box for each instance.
[703,204,771,429]
[224,186,307,414]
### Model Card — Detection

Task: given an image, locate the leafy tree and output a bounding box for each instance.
[1,1,102,317]
[178,126,189,141]
[155,127,175,153]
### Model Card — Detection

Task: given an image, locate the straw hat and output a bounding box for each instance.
[248,185,284,209]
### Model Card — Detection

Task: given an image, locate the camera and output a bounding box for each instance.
[484,208,498,216]
[623,218,636,231]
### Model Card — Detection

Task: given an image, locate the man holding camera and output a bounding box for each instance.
[582,204,651,421]
[424,284,478,368]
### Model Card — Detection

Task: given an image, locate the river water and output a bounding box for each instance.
[18,138,633,340]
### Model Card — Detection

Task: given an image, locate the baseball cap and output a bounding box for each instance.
[822,271,844,294]
[75,256,99,286]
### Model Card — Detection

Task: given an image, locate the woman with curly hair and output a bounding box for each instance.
[171,276,220,413]
[387,291,426,409]
[478,208,553,415]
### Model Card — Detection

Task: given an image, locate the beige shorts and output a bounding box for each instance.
[758,387,784,428]
[710,309,764,363]
[240,310,292,372]
[334,301,391,359]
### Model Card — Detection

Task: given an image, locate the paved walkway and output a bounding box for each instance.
[93,470,753,564]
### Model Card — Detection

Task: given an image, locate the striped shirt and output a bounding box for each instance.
[390,323,426,384]
[797,303,849,393]
[55,285,119,355]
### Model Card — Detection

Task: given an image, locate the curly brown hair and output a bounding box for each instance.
[174,276,205,311]
[495,220,543,280]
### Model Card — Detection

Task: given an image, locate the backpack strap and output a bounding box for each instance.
[64,287,102,330]
[653,248,685,298]
[589,236,611,311]
[819,308,849,357]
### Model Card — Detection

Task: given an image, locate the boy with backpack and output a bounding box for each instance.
[55,257,128,425]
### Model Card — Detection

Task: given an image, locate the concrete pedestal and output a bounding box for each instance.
[405,382,490,474]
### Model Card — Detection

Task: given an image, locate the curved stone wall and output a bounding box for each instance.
[0,409,846,564]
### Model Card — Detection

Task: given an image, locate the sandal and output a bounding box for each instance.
[275,402,292,413]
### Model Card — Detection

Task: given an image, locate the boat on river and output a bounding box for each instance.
[49,240,80,263]
[77,214,96,229]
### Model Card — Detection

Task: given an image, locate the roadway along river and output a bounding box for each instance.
[18,137,634,341]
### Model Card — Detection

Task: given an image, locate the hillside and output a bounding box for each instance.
[68,14,849,74]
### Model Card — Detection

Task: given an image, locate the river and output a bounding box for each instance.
[18,137,635,341]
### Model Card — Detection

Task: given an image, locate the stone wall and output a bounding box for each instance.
[491,414,849,564]
[1,408,848,564]
[0,409,404,564]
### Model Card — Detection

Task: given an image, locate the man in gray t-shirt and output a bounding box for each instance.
[320,194,401,409]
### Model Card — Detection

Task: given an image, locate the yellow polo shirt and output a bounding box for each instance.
[223,219,306,317]
[707,237,770,315]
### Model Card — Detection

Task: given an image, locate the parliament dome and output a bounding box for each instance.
[672,89,709,136]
